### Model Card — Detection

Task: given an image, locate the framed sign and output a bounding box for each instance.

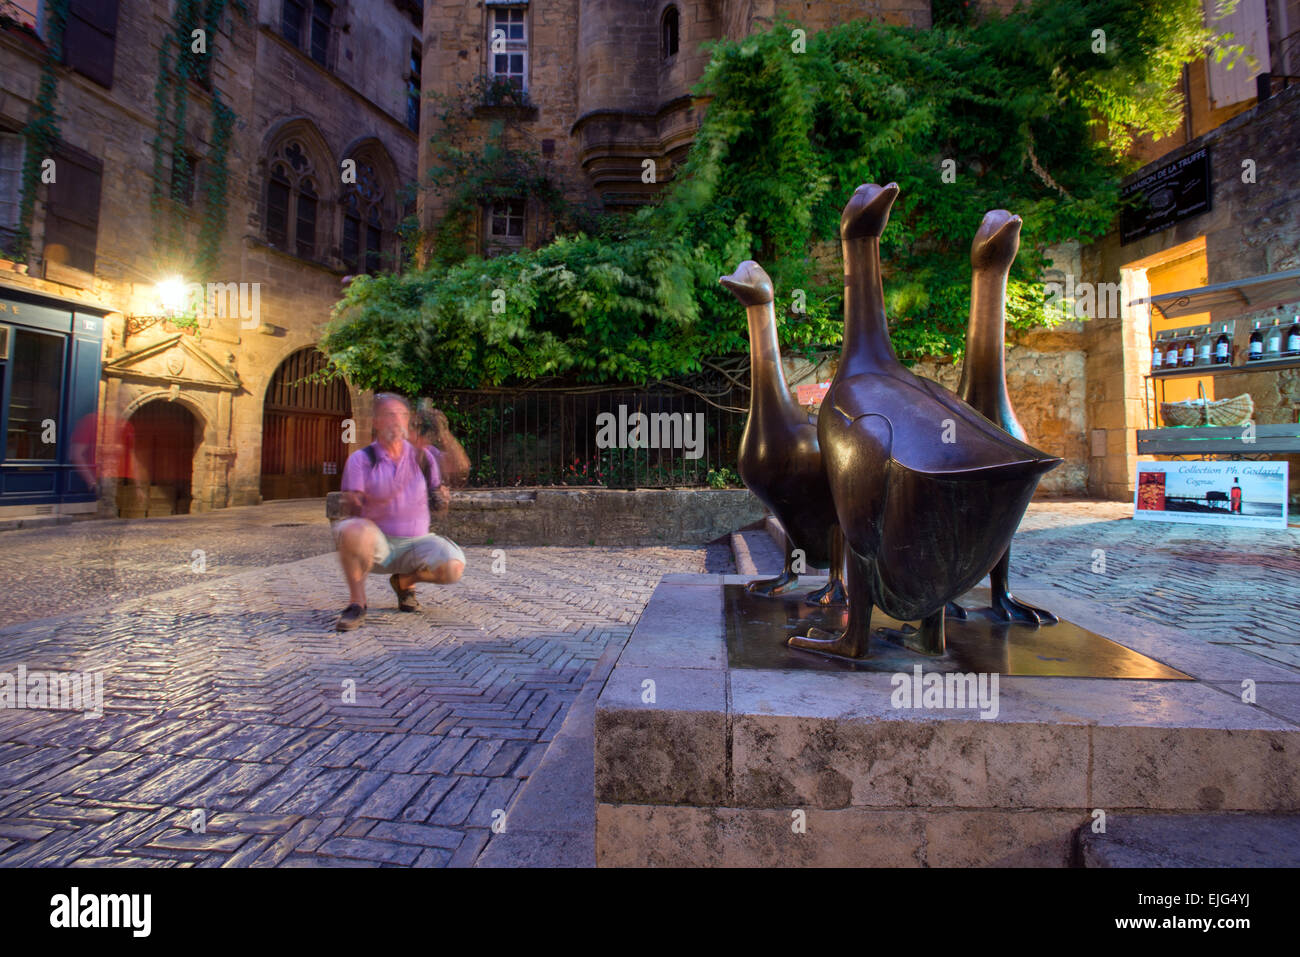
[795,381,830,407]
[1134,461,1289,529]
[1120,146,1212,245]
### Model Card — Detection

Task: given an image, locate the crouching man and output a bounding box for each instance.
[334,392,467,631]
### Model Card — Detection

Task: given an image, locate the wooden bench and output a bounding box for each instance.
[1137,424,1300,457]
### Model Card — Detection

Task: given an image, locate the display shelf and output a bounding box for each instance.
[1150,356,1300,379]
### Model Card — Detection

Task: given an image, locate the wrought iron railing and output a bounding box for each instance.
[432,387,746,488]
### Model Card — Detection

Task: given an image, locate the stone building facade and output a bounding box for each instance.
[0,0,420,518]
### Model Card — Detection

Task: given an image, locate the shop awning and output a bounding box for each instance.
[1131,267,1300,320]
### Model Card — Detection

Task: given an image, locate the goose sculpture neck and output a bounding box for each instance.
[839,236,900,380]
[959,251,1019,432]
[746,301,794,417]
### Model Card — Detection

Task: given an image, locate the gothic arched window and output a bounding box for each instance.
[661,7,679,60]
[341,155,388,274]
[265,138,321,260]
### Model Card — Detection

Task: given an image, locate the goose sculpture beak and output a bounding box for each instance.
[719,260,775,307]
[840,182,900,241]
[971,210,1022,268]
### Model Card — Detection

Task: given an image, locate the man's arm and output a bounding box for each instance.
[423,409,471,487]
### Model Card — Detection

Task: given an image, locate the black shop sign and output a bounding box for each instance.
[1120,146,1212,245]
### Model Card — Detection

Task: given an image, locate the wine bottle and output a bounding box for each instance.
[1196,326,1214,366]
[1214,324,1231,364]
[1165,333,1181,368]
[1181,330,1196,367]
[1249,320,1263,361]
[1265,318,1284,358]
[1152,331,1164,370]
[1287,315,1300,358]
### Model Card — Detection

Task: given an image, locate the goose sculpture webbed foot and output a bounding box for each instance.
[746,567,798,597]
[876,607,946,657]
[805,578,847,605]
[990,553,1057,624]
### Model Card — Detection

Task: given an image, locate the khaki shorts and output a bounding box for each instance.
[335,518,466,576]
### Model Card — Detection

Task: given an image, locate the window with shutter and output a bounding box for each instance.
[43,145,103,274]
[0,133,24,251]
[63,0,120,89]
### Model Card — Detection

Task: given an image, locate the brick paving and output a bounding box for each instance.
[2,496,1297,868]
[0,536,731,867]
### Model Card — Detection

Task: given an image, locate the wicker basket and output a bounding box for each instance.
[1160,387,1254,427]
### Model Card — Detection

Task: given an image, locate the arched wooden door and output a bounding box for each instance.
[260,348,351,500]
[122,400,200,517]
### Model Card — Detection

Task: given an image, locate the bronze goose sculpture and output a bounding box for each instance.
[788,183,1061,659]
[946,210,1058,625]
[721,260,846,604]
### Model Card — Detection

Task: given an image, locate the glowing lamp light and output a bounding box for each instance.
[156,276,187,316]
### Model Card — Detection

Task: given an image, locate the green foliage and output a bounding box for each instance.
[324,0,1236,390]
[8,0,67,263]
[150,0,247,279]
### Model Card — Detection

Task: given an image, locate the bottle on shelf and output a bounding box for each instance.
[1181,329,1196,367]
[1196,326,1214,366]
[1214,324,1231,364]
[1249,320,1264,361]
[1264,318,1284,359]
[1152,331,1164,370]
[1165,332,1181,369]
[1286,315,1300,358]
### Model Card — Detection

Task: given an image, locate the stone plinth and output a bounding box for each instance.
[594,575,1300,866]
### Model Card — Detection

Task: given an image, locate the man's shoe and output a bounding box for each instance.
[390,574,421,612]
[337,603,366,631]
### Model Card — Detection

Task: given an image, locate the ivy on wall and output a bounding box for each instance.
[9,0,68,263]
[150,0,247,280]
[323,0,1240,393]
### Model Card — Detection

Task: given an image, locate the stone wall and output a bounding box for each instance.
[326,487,766,545]
[0,1,417,514]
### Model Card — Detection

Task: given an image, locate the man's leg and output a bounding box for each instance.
[391,535,466,594]
[336,518,385,606]
[394,558,464,589]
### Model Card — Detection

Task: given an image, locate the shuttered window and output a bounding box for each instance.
[63,0,119,89]
[43,145,103,274]
[0,133,23,248]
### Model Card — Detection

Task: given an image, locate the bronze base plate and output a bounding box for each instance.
[724,582,1191,679]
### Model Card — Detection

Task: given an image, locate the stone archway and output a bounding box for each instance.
[120,399,202,517]
[260,347,352,499]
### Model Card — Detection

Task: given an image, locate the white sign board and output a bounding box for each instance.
[1134,461,1289,529]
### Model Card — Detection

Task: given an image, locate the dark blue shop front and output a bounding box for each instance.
[0,287,106,517]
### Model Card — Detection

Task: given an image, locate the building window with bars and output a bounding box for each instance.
[488,6,528,92]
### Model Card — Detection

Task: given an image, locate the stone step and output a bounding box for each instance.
[1076,813,1300,867]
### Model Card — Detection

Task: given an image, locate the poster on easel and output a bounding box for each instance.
[1134,461,1289,529]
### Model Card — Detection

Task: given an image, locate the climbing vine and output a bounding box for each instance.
[324,0,1240,392]
[150,0,247,279]
[8,0,68,263]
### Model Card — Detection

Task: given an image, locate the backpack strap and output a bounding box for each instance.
[362,444,378,467]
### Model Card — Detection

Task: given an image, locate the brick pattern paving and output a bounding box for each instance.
[0,543,731,867]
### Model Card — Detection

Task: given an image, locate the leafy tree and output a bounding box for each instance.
[322,0,1237,389]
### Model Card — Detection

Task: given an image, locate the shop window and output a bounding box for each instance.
[63,0,119,88]
[661,7,679,60]
[5,328,63,461]
[489,7,528,92]
[43,144,103,274]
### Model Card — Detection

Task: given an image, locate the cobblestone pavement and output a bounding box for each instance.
[0,540,731,867]
[0,499,333,626]
[1,497,1296,868]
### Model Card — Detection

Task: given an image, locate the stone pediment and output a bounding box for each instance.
[104,333,241,391]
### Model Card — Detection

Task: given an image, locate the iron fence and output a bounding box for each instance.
[432,387,747,488]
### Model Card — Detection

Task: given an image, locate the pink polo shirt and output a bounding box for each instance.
[341,440,443,538]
